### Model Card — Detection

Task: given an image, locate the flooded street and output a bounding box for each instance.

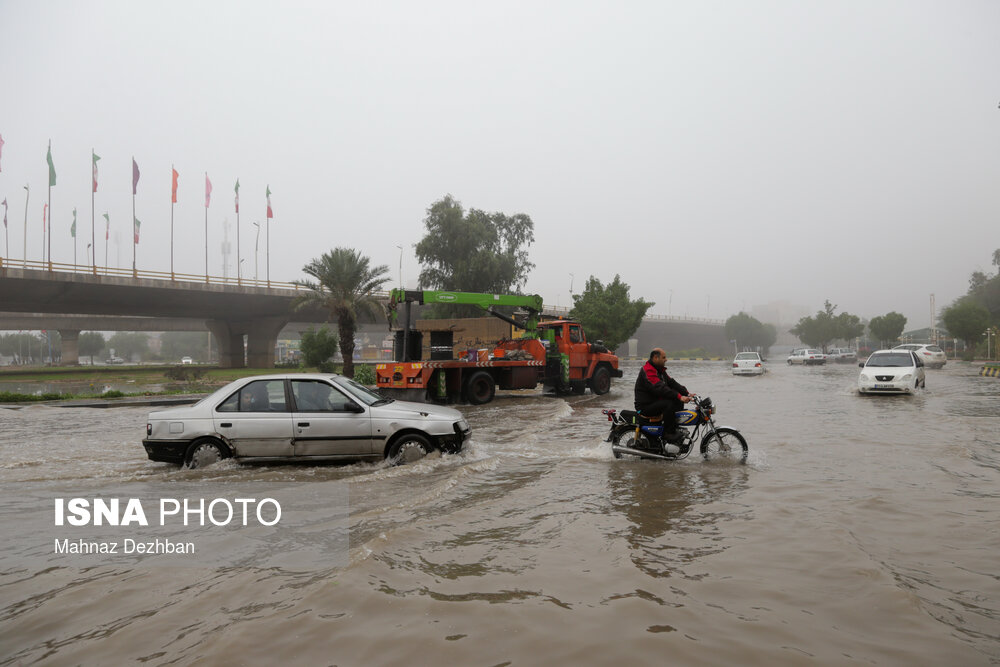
[1,360,999,665]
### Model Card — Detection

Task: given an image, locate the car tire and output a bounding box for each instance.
[185,438,227,469]
[387,432,432,465]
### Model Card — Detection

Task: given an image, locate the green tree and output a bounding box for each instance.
[295,248,390,379]
[107,332,150,362]
[790,301,839,350]
[78,332,106,365]
[415,195,535,316]
[568,275,653,351]
[835,312,865,343]
[725,312,777,354]
[867,312,907,348]
[941,300,991,354]
[300,326,339,371]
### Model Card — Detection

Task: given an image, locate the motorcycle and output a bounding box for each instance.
[601,395,748,462]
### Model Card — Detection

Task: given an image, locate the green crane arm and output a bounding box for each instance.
[388,289,543,333]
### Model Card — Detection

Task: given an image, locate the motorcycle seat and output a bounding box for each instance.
[621,410,660,426]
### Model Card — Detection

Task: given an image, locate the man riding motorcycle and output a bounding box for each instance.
[634,348,694,442]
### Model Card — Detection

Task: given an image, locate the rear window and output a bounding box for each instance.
[926,345,943,352]
[735,353,759,360]
[866,353,914,368]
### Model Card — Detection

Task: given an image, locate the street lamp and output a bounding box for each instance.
[396,244,403,289]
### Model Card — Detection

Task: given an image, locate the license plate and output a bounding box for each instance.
[874,383,894,389]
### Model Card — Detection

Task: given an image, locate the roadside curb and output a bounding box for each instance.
[0,394,206,410]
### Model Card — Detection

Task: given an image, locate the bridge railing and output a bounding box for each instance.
[0,256,724,325]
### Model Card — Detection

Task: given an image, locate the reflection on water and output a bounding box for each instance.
[0,361,998,664]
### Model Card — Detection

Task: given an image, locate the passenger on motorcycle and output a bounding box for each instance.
[634,348,693,441]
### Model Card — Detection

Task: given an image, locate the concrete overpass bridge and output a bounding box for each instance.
[0,261,728,366]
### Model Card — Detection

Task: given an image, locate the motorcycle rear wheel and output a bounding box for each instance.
[611,429,642,459]
[700,427,748,463]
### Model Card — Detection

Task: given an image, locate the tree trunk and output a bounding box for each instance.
[337,310,356,378]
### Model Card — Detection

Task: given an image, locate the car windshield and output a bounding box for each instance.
[806,349,821,355]
[332,375,392,406]
[735,353,758,360]
[927,345,943,352]
[866,353,913,368]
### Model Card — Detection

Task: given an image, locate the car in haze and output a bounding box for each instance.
[787,348,826,365]
[142,373,471,468]
[892,343,947,369]
[858,349,926,395]
[732,351,765,376]
[106,356,125,365]
[180,356,193,365]
[827,348,857,363]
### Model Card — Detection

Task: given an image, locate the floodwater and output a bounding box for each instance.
[1,360,999,665]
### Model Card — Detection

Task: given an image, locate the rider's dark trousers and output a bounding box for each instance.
[638,397,683,433]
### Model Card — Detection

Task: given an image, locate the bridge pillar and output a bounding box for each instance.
[207,316,288,368]
[247,316,288,368]
[206,320,246,368]
[58,329,80,366]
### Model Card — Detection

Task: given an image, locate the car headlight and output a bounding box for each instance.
[456,419,469,432]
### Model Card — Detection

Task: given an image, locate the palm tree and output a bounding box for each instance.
[294,248,390,378]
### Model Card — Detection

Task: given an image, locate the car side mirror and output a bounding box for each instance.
[858,362,864,367]
[344,402,365,413]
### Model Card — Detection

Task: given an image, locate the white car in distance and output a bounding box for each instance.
[732,351,765,376]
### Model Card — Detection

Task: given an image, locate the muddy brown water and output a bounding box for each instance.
[1,360,998,665]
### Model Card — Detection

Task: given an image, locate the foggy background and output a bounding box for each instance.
[1,0,998,331]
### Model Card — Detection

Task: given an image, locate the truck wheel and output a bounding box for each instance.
[464,371,496,405]
[589,366,612,395]
[571,380,587,395]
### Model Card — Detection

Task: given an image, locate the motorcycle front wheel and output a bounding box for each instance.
[700,427,748,463]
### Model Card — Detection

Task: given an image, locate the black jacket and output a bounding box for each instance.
[634,361,688,411]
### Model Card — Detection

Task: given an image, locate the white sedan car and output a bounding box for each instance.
[732,351,765,375]
[858,349,926,395]
[787,348,826,365]
[142,373,471,467]
[893,343,947,369]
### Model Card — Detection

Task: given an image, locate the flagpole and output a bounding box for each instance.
[170,164,175,281]
[205,172,209,284]
[22,184,28,265]
[132,156,137,278]
[236,179,241,286]
[91,150,96,275]
[73,210,76,268]
[47,141,52,272]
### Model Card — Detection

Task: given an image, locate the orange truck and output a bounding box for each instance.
[376,289,623,404]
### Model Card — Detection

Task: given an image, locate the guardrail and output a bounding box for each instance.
[0,256,725,325]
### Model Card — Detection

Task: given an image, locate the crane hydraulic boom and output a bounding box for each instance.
[388,289,543,335]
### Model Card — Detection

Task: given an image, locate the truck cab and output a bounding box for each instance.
[536,320,622,395]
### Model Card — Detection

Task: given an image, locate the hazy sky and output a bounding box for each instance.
[2,0,998,329]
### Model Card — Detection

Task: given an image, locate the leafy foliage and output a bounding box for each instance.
[790,301,864,350]
[300,326,340,369]
[160,332,209,362]
[77,332,106,363]
[941,300,990,350]
[725,312,777,354]
[867,312,908,348]
[568,275,653,351]
[295,248,389,379]
[353,364,376,386]
[107,332,150,362]
[415,195,535,317]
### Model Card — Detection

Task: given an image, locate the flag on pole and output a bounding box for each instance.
[46,142,56,186]
[266,185,273,219]
[171,168,179,203]
[133,216,141,244]
[205,174,212,208]
[71,208,77,237]
[92,152,101,192]
[0,133,5,172]
[234,179,240,213]
[103,212,110,240]
[2,198,7,228]
[132,158,140,194]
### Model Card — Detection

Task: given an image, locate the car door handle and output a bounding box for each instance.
[220,423,232,428]
[297,422,310,427]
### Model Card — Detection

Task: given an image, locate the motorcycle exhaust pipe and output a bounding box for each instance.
[612,445,679,460]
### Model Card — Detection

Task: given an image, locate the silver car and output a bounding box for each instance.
[142,374,471,468]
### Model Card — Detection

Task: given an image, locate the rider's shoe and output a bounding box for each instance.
[663,430,684,445]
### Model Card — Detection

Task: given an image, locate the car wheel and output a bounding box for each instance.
[387,433,432,465]
[186,439,226,469]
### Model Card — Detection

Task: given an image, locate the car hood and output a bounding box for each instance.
[372,400,463,421]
